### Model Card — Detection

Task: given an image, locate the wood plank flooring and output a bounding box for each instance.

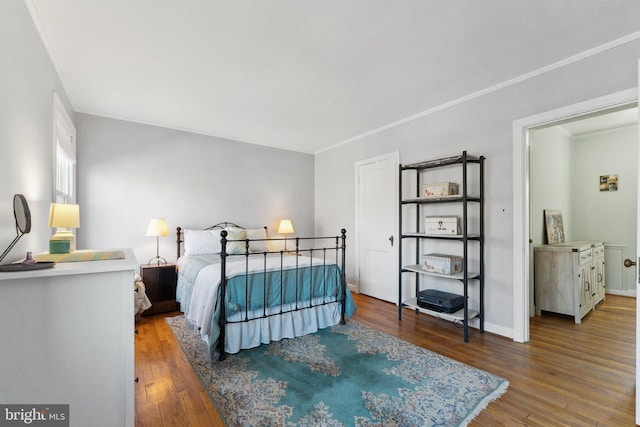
[135,293,636,426]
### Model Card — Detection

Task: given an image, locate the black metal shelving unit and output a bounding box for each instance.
[398,151,485,342]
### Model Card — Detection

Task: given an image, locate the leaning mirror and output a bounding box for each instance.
[0,194,54,271]
[13,193,31,235]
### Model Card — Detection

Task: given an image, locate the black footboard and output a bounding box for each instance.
[217,229,347,361]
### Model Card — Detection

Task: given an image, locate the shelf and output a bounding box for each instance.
[401,233,481,241]
[402,196,481,204]
[402,154,482,170]
[402,297,479,322]
[398,151,484,342]
[402,264,479,280]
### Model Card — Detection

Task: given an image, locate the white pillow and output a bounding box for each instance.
[224,227,248,254]
[246,228,269,253]
[183,229,221,256]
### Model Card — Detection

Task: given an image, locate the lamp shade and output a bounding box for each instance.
[48,203,80,228]
[146,218,169,237]
[277,219,294,234]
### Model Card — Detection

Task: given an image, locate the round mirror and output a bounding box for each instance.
[13,194,31,234]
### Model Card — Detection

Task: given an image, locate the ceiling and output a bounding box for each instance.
[26,1,640,154]
[560,107,638,138]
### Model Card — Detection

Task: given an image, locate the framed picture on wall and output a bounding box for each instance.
[600,174,618,191]
[544,209,565,244]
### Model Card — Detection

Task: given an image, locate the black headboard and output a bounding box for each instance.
[176,223,271,259]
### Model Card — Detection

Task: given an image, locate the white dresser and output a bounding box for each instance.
[0,249,137,427]
[534,241,605,324]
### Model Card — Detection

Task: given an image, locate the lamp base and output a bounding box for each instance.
[49,239,71,254]
[147,256,167,265]
[51,229,75,252]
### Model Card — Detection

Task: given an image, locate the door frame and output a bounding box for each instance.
[354,151,400,297]
[512,87,638,343]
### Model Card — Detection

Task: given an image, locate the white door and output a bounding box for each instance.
[635,58,640,426]
[356,152,399,303]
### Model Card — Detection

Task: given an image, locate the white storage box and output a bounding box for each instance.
[422,253,463,275]
[425,216,459,235]
[422,182,458,198]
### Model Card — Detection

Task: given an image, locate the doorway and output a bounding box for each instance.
[528,108,638,313]
[512,88,638,343]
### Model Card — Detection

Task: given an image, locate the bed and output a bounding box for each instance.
[175,222,356,360]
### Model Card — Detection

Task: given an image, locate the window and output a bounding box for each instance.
[53,93,76,204]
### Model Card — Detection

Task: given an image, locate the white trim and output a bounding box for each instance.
[318,31,640,155]
[354,151,400,299]
[512,88,638,343]
[606,289,637,297]
[636,59,640,426]
[569,122,638,140]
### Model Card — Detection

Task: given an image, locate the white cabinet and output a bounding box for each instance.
[534,241,605,324]
[593,244,606,305]
[0,249,137,427]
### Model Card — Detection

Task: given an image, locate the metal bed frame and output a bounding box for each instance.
[176,222,348,360]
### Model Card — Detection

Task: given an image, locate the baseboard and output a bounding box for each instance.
[606,289,636,297]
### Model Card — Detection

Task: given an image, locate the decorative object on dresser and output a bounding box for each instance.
[146,218,170,264]
[165,316,508,426]
[175,222,355,360]
[277,218,294,250]
[544,209,565,245]
[34,249,125,263]
[140,262,178,315]
[534,241,605,323]
[48,202,80,253]
[399,151,484,342]
[0,194,55,272]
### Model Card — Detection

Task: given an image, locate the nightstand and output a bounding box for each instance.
[140,263,179,315]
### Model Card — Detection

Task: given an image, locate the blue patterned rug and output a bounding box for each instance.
[166,316,508,426]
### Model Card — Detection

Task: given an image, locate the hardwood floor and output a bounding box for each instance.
[135,293,636,426]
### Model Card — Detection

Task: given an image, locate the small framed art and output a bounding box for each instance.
[544,209,565,244]
[600,175,618,191]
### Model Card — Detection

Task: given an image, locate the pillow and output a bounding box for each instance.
[246,228,269,253]
[183,229,221,256]
[224,227,248,254]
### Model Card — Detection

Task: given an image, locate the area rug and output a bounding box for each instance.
[166,316,508,426]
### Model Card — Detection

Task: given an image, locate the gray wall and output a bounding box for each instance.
[76,114,315,264]
[0,0,74,263]
[315,39,640,338]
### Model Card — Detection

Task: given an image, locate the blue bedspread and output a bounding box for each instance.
[177,253,356,357]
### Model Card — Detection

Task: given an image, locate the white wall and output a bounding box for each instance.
[571,125,637,245]
[76,114,315,264]
[572,125,638,292]
[0,0,74,263]
[529,127,574,244]
[315,38,640,338]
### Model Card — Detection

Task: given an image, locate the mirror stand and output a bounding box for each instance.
[0,194,55,271]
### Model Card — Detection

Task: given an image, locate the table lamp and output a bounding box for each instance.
[277,219,294,250]
[48,203,80,253]
[146,218,169,264]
